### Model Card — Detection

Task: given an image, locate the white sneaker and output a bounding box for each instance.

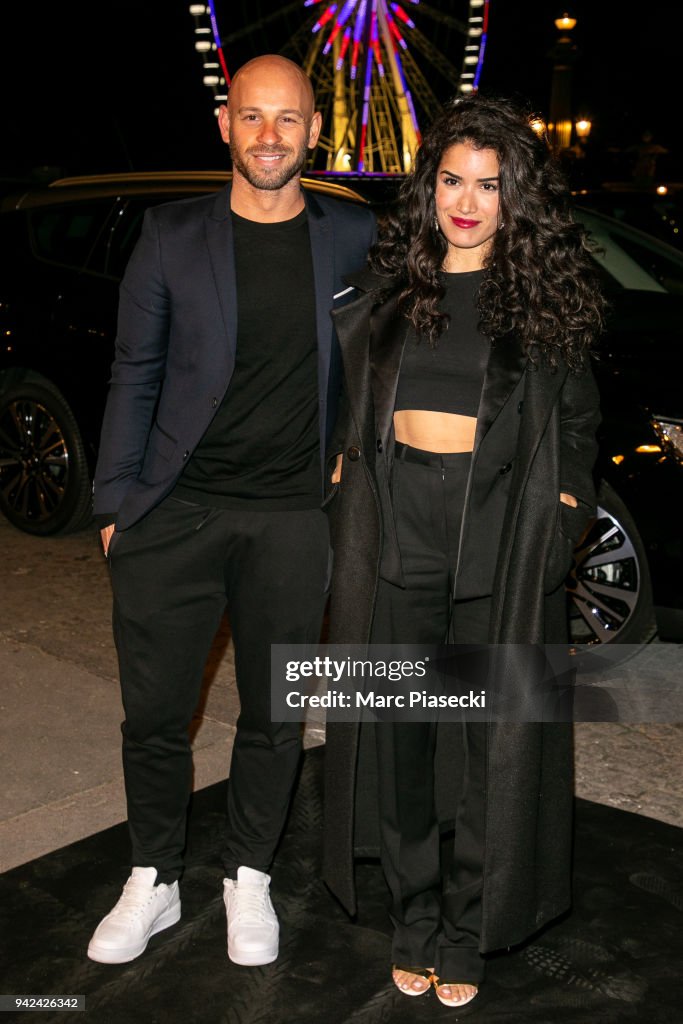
[87,867,181,964]
[223,866,279,966]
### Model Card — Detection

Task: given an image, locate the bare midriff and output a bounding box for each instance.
[393,409,477,453]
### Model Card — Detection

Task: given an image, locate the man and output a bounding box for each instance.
[87,55,375,967]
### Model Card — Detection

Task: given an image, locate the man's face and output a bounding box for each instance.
[220,63,321,192]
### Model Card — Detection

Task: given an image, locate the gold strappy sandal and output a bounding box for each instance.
[391,965,436,997]
[433,980,479,1009]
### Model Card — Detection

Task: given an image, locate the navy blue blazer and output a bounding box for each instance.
[93,184,376,530]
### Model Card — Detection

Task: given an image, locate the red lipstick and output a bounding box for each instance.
[450,217,480,228]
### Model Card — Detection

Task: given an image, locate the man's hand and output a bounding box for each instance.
[559,492,578,507]
[100,524,116,556]
[331,454,343,485]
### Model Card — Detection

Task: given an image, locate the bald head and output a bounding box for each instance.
[228,55,316,119]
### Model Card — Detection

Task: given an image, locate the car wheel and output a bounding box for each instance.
[566,479,657,646]
[0,377,92,535]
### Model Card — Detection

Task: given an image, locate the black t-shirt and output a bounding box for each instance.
[394,269,489,417]
[174,207,320,509]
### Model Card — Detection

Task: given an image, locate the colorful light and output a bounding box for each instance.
[296,0,488,170]
[206,0,230,86]
[309,0,422,166]
[312,4,338,33]
[471,0,489,92]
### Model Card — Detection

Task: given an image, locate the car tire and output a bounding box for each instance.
[0,376,93,535]
[566,479,657,647]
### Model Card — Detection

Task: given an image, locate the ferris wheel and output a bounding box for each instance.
[188,1,490,172]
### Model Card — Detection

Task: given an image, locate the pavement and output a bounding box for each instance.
[0,514,681,874]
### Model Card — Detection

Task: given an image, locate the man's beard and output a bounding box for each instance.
[230,139,309,191]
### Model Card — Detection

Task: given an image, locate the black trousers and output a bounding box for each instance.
[109,495,330,884]
[372,449,489,983]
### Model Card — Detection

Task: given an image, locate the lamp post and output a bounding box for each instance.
[548,12,578,154]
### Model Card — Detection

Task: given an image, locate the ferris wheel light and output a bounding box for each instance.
[189,4,206,13]
[312,4,338,33]
[468,27,482,36]
[391,3,415,28]
[195,41,212,52]
[337,0,357,23]
[336,29,352,68]
[203,75,220,86]
[464,56,478,64]
[555,14,577,31]
[388,16,409,49]
[460,83,474,93]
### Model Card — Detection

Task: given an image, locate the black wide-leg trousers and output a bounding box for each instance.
[371,449,489,983]
[109,495,330,884]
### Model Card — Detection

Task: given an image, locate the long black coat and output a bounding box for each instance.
[322,269,601,952]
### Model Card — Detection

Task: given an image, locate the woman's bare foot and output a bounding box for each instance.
[434,982,478,1008]
[392,966,435,996]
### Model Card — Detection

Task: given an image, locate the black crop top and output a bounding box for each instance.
[394,269,489,417]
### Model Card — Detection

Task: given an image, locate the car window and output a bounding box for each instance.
[28,201,116,272]
[101,196,194,280]
[578,208,683,295]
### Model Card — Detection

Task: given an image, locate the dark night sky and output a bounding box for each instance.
[1,2,681,181]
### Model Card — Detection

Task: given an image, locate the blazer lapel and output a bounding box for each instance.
[474,331,529,450]
[205,184,238,378]
[306,192,335,380]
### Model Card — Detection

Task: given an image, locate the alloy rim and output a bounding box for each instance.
[0,398,69,522]
[566,504,640,645]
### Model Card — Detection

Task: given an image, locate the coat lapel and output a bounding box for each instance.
[474,331,529,450]
[331,278,406,449]
[369,291,410,448]
[205,184,238,378]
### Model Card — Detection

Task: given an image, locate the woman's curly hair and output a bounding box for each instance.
[370,93,606,370]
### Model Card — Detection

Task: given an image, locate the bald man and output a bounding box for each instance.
[88,56,375,966]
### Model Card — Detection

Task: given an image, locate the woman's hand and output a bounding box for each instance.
[559,492,578,507]
[331,454,343,485]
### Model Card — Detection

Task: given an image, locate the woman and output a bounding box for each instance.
[323,95,605,1009]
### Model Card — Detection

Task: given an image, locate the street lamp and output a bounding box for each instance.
[555,14,577,31]
[575,119,592,141]
[548,11,578,153]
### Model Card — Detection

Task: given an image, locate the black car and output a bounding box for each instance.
[573,184,683,252]
[1,173,682,647]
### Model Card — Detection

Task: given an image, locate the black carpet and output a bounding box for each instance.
[2,747,682,1024]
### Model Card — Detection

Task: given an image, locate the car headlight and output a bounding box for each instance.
[652,417,683,463]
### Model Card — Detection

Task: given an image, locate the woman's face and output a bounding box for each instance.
[434,142,501,271]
